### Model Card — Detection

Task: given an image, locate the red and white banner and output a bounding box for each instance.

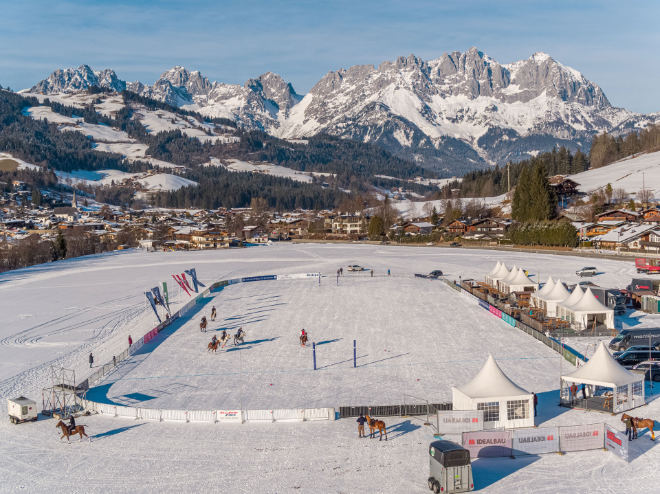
[512,427,559,455]
[462,430,512,458]
[489,305,502,318]
[172,274,191,296]
[605,425,629,462]
[143,328,158,344]
[558,423,604,452]
[437,410,484,433]
[216,410,243,423]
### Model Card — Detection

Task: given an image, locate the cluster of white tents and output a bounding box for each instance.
[532,277,614,330]
[485,261,537,294]
[485,262,615,330]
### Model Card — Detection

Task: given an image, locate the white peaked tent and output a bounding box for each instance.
[487,262,510,288]
[531,276,555,308]
[499,267,538,294]
[562,287,615,330]
[452,355,534,429]
[558,284,584,320]
[561,342,645,413]
[541,279,571,317]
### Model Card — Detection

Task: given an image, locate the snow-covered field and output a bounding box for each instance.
[212,158,332,184]
[2,244,659,493]
[0,152,41,171]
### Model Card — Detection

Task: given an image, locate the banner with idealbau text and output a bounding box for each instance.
[462,430,512,458]
[558,423,604,452]
[512,427,559,455]
[437,410,484,433]
[605,425,629,462]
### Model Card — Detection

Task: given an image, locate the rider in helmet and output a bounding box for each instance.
[235,327,244,343]
[211,306,217,320]
[211,334,217,346]
[68,415,76,434]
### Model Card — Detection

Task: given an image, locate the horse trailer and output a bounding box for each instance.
[8,396,38,424]
[428,440,474,493]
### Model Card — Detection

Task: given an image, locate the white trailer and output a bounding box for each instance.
[8,396,38,424]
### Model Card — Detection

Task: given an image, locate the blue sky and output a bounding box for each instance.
[0,0,658,113]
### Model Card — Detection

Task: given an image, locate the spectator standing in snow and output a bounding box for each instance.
[533,392,538,417]
[623,415,634,441]
[387,268,390,276]
[356,414,367,438]
[570,383,578,405]
[89,353,94,368]
[370,269,374,278]
[128,335,133,347]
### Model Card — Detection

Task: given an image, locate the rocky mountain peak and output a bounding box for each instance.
[29,65,124,94]
[245,72,301,113]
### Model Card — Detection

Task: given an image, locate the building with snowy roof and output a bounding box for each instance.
[452,355,534,429]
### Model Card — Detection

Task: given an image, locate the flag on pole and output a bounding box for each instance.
[152,286,169,314]
[145,292,162,323]
[185,268,205,292]
[162,282,170,310]
[172,274,191,296]
[181,273,193,292]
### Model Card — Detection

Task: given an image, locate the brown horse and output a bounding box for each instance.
[200,318,208,332]
[300,333,308,347]
[365,414,387,441]
[623,413,656,440]
[207,339,219,352]
[56,420,89,442]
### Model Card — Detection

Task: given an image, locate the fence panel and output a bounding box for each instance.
[559,423,604,452]
[139,408,162,421]
[512,427,559,455]
[244,409,274,422]
[116,406,138,419]
[216,410,243,423]
[160,409,188,422]
[188,410,214,423]
[462,430,512,458]
[273,409,305,422]
[605,425,629,462]
[437,410,484,433]
[304,408,331,421]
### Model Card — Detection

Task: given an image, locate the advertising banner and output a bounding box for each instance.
[502,313,517,327]
[478,299,490,310]
[162,281,169,309]
[559,423,604,452]
[489,305,502,318]
[216,410,243,423]
[185,268,205,292]
[462,430,512,458]
[512,427,559,455]
[172,274,191,296]
[241,275,277,283]
[605,425,629,462]
[437,410,484,433]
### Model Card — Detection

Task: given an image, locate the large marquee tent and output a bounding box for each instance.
[452,354,534,429]
[485,262,510,288]
[539,279,571,317]
[498,267,537,294]
[559,287,615,330]
[560,342,645,413]
[530,276,555,308]
[557,284,584,320]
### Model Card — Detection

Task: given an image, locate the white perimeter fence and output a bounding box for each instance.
[84,400,335,424]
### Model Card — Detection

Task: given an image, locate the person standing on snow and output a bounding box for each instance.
[533,392,538,417]
[211,306,217,321]
[88,353,94,368]
[128,335,133,347]
[356,414,367,438]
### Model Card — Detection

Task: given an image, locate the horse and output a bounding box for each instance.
[300,333,308,347]
[56,420,89,442]
[365,414,387,441]
[234,331,245,346]
[200,318,207,332]
[220,332,230,348]
[207,339,219,352]
[623,413,656,440]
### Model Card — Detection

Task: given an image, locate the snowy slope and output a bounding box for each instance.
[0,152,41,171]
[1,244,659,493]
[136,173,197,191]
[568,150,660,196]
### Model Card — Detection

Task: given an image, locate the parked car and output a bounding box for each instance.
[612,345,657,358]
[631,361,660,381]
[347,264,365,272]
[609,328,660,351]
[576,266,598,277]
[449,242,461,247]
[615,349,660,368]
[415,270,444,279]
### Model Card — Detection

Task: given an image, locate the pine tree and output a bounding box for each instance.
[368,216,385,239]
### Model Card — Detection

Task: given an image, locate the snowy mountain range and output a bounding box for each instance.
[25,48,659,175]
